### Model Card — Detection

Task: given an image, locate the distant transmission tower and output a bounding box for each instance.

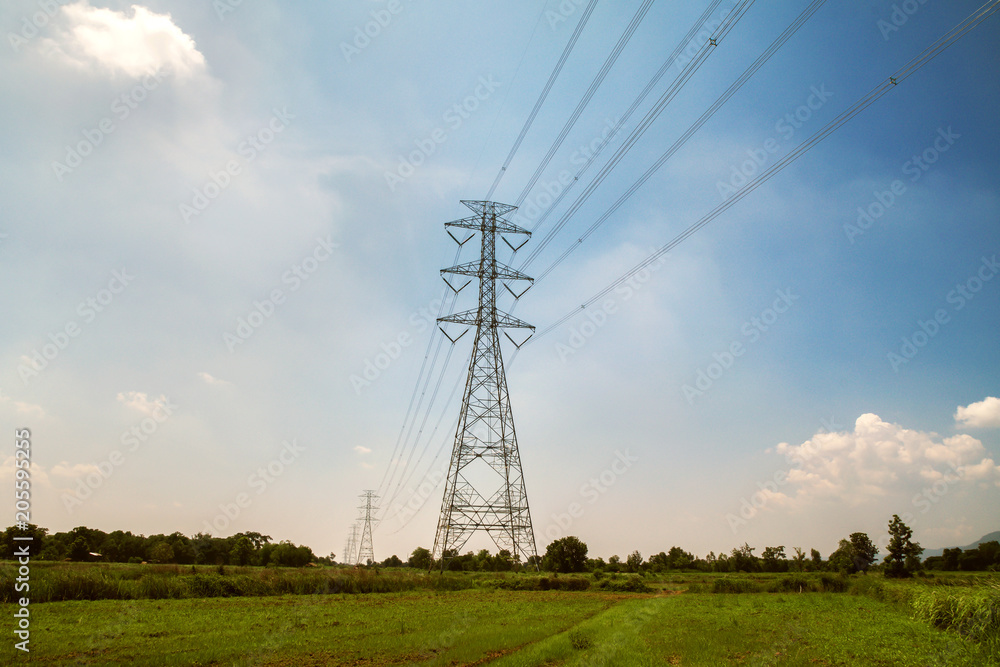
[356,490,379,566]
[343,523,359,566]
[431,200,538,570]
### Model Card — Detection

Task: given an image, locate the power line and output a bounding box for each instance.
[533,0,829,282]
[512,0,657,208]
[517,0,727,238]
[485,0,601,200]
[518,0,756,269]
[534,0,1000,340]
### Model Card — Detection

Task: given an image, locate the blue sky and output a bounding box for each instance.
[1,0,998,563]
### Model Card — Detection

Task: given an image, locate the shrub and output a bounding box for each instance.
[599,575,652,593]
[768,576,816,593]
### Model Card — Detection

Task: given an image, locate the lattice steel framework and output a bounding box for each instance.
[356,491,378,565]
[431,200,538,570]
[343,523,359,566]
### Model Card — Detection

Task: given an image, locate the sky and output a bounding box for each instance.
[1,0,998,564]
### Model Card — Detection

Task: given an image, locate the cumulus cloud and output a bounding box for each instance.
[955,396,1000,429]
[40,2,206,78]
[49,461,100,478]
[116,391,167,415]
[198,372,230,386]
[354,445,372,454]
[771,413,1000,505]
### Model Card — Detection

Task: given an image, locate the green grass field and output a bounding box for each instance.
[2,566,997,665]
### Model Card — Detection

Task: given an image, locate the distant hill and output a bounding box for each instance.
[922,530,1000,559]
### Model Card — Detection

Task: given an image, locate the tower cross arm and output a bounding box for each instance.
[441,262,533,282]
[437,308,534,330]
[445,217,531,237]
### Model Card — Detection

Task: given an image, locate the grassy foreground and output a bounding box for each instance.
[2,569,996,665]
[0,590,622,665]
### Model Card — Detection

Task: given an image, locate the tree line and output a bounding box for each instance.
[0,524,324,567]
[400,515,999,575]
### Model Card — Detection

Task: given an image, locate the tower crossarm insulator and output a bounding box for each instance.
[441,261,533,282]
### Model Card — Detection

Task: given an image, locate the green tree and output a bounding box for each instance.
[149,542,174,564]
[810,548,824,571]
[408,547,431,569]
[0,524,47,559]
[542,536,588,573]
[761,546,787,572]
[884,514,922,577]
[229,536,253,566]
[829,532,877,573]
[625,550,643,573]
[69,536,90,561]
[729,543,760,572]
[791,547,806,571]
[667,546,695,570]
[381,554,404,568]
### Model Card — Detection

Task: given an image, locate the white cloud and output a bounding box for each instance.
[116,391,167,416]
[771,413,1000,506]
[13,401,46,418]
[49,461,100,478]
[354,445,372,455]
[41,2,206,79]
[0,456,52,487]
[955,396,1000,429]
[198,372,230,386]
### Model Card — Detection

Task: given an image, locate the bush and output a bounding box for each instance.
[911,585,1000,644]
[598,575,651,593]
[768,576,816,593]
[712,578,762,594]
[819,573,849,593]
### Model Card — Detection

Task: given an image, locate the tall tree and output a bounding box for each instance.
[542,536,588,573]
[830,532,877,573]
[884,515,922,577]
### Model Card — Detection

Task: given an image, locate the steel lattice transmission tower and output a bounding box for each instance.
[431,200,538,570]
[343,523,360,566]
[356,490,379,566]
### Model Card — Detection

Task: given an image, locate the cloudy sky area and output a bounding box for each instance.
[1,0,998,562]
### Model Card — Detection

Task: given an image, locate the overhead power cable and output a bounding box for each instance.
[533,0,1000,340]
[512,0,657,208]
[518,0,756,270]
[485,0,601,200]
[534,0,829,282]
[518,0,727,237]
